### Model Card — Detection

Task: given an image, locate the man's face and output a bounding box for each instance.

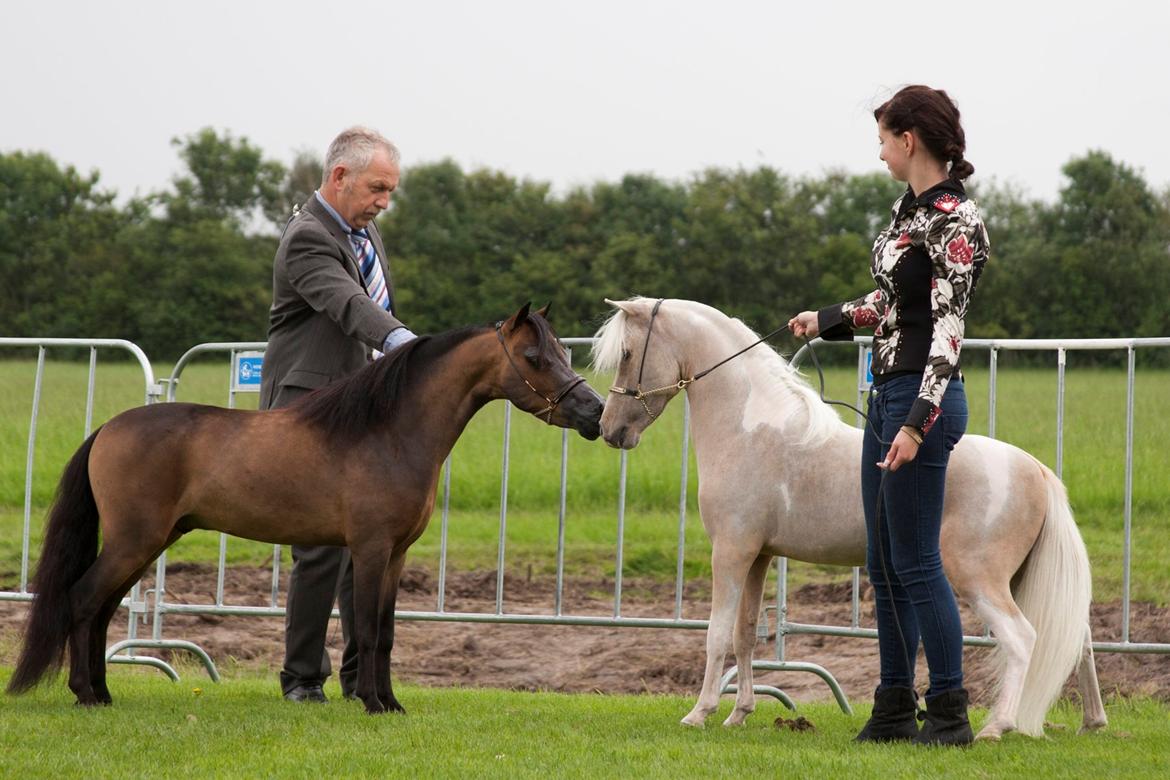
[332,148,400,228]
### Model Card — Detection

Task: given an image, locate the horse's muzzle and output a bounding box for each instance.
[600,422,640,450]
[559,383,603,440]
[575,394,604,440]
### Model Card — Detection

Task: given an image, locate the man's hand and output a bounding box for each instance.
[788,311,820,339]
[878,429,920,472]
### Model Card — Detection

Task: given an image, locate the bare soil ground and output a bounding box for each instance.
[2,563,1168,709]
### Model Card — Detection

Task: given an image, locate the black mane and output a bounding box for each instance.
[290,324,486,443]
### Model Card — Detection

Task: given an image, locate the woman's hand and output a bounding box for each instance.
[878,429,920,472]
[788,311,819,339]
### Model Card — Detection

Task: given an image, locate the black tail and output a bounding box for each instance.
[7,428,102,694]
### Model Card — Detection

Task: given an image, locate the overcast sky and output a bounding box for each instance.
[4,1,1167,203]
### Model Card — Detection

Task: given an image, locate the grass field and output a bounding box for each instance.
[1,667,1168,779]
[1,352,1168,604]
[2,352,1169,778]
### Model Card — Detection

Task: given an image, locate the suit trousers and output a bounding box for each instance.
[280,544,358,696]
[270,383,358,696]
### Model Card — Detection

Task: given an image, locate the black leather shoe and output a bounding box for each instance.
[284,684,327,703]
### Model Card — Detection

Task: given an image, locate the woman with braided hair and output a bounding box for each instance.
[789,85,990,746]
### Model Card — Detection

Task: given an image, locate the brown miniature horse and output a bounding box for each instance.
[8,304,603,714]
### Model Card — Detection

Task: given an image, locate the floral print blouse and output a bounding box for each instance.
[817,179,990,435]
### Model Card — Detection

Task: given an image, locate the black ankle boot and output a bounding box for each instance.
[854,686,920,743]
[913,688,974,746]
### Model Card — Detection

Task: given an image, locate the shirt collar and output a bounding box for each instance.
[895,178,967,220]
[313,190,364,235]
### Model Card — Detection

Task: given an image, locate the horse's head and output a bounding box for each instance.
[591,297,687,449]
[495,303,604,440]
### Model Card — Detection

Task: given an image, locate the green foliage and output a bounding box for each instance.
[3,137,1169,355]
[162,127,287,230]
[1,131,279,359]
[971,152,1170,343]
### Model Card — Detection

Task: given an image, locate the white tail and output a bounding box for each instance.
[1006,461,1094,735]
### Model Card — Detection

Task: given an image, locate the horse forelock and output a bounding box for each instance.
[590,308,627,373]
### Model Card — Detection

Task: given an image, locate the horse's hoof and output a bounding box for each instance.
[722,709,752,727]
[680,714,706,728]
[975,721,1013,741]
[363,700,388,715]
[1078,719,1107,735]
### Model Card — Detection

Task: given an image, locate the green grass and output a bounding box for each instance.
[1,357,1169,604]
[1,668,1167,779]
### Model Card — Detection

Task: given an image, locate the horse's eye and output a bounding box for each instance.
[524,348,541,367]
[621,349,631,361]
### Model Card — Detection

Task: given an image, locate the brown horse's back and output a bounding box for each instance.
[89,403,351,548]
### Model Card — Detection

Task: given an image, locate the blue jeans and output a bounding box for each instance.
[861,374,967,696]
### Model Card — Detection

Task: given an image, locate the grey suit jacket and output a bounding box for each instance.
[259,195,405,410]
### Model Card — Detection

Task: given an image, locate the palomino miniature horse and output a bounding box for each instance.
[9,304,603,715]
[592,297,1106,740]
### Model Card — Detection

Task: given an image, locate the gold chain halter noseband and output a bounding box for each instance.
[496,321,587,424]
[609,299,690,420]
[609,299,789,420]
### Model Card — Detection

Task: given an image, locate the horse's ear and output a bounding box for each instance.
[535,302,551,321]
[502,302,532,333]
[605,298,640,316]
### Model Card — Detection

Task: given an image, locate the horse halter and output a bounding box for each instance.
[609,299,789,420]
[495,321,587,425]
[608,299,690,421]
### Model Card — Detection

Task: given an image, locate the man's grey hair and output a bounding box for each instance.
[321,127,400,185]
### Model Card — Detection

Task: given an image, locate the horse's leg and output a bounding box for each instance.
[965,587,1035,741]
[682,541,757,727]
[88,533,181,705]
[350,544,392,714]
[374,551,407,713]
[65,537,166,705]
[723,553,772,726]
[1076,629,1107,733]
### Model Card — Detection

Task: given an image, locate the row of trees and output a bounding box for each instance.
[2,129,1168,360]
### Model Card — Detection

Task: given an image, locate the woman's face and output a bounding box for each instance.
[878,123,912,182]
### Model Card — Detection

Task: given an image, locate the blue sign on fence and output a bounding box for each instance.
[861,347,874,391]
[232,352,264,392]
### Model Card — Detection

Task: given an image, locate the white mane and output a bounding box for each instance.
[591,298,844,445]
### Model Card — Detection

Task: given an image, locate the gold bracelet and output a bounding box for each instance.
[900,425,924,445]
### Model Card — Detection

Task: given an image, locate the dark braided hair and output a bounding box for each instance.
[874,85,974,182]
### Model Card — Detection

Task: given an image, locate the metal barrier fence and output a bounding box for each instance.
[0,338,218,680]
[3,335,1168,707]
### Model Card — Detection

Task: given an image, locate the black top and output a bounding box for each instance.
[817,179,990,434]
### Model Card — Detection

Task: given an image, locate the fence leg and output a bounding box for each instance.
[106,639,221,683]
[720,661,853,716]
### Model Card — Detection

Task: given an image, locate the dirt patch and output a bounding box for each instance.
[2,563,1167,708]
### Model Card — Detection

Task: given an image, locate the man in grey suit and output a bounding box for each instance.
[259,126,416,703]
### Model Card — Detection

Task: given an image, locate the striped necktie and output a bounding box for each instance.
[349,229,391,311]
